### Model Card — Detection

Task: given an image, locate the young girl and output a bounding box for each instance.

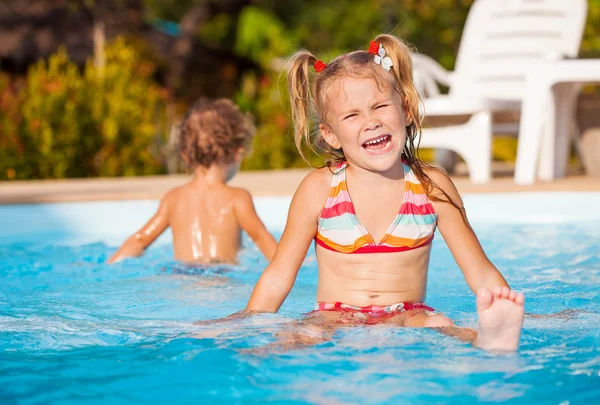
[244,34,525,351]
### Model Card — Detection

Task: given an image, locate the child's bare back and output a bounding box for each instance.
[164,177,270,263]
[108,98,276,265]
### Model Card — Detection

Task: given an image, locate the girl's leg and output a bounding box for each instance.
[392,286,525,351]
[402,311,478,343]
[251,310,352,354]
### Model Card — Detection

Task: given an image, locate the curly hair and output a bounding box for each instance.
[179,98,255,168]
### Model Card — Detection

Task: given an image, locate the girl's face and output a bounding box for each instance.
[319,76,411,174]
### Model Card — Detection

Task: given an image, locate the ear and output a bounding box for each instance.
[319,123,341,149]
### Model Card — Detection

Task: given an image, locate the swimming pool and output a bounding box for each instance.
[1,193,599,404]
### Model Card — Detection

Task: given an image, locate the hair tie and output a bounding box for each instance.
[313,60,327,72]
[368,41,379,55]
[368,41,393,71]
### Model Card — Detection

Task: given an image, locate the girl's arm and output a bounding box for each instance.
[107,196,170,264]
[246,171,328,313]
[428,170,509,293]
[233,189,278,261]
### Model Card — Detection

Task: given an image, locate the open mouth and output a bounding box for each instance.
[361,134,392,153]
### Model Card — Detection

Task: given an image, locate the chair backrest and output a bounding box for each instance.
[450,0,587,100]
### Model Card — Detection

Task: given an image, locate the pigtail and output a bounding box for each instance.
[373,35,423,175]
[374,34,467,222]
[286,50,318,164]
[374,34,422,143]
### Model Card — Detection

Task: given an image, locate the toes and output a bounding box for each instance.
[509,290,517,301]
[476,287,494,311]
[516,293,525,306]
[501,286,511,299]
[492,286,503,298]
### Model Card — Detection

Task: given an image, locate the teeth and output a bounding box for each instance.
[364,136,388,146]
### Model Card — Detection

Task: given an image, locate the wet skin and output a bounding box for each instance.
[108,163,277,264]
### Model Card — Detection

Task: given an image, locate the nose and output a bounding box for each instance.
[363,113,382,132]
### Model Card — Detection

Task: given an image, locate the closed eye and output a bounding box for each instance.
[343,113,357,120]
[375,104,389,109]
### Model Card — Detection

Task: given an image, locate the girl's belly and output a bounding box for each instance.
[315,244,431,306]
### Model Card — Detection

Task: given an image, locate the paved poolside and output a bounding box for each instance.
[0,164,598,204]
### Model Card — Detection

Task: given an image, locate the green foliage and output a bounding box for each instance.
[4,1,600,178]
[235,6,294,68]
[142,0,198,22]
[0,74,26,180]
[83,38,167,176]
[238,73,323,170]
[0,38,167,180]
[198,13,233,46]
[18,48,87,178]
[582,0,600,58]
[233,6,318,170]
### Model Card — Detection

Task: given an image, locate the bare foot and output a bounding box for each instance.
[473,286,525,352]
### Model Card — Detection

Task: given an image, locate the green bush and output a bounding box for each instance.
[0,73,25,180]
[3,1,600,177]
[0,38,167,180]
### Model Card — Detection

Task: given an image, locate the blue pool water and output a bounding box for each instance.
[1,194,599,404]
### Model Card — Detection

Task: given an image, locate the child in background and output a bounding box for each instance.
[109,98,277,265]
[239,34,525,351]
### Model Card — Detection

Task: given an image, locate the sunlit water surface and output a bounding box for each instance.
[1,203,599,404]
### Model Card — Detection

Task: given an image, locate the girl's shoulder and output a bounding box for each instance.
[300,166,336,191]
[286,167,335,221]
[293,166,335,202]
[422,166,465,212]
[422,166,451,189]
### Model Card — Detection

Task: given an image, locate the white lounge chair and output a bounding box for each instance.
[412,0,588,183]
[514,59,600,184]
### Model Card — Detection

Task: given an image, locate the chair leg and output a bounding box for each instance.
[554,85,581,178]
[460,111,492,184]
[514,75,553,185]
[418,111,492,183]
[538,83,580,180]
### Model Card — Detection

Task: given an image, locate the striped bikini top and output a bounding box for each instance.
[315,161,437,254]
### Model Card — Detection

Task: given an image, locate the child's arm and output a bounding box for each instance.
[428,170,509,293]
[233,189,277,260]
[107,196,170,264]
[246,171,327,313]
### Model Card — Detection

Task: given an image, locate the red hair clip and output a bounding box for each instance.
[313,60,327,72]
[368,41,379,55]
